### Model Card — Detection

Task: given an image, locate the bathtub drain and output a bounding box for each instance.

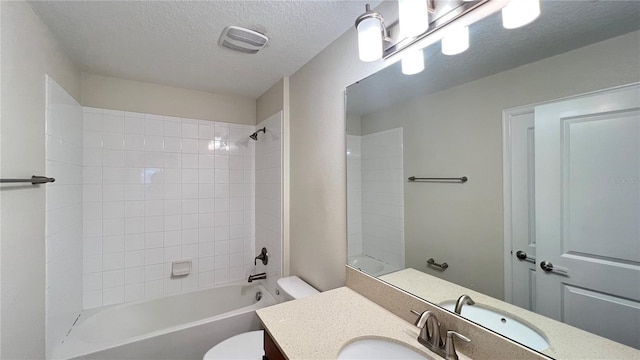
[255,291,262,301]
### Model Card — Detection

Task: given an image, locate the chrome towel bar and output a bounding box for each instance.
[408,176,467,183]
[427,258,449,270]
[0,175,56,185]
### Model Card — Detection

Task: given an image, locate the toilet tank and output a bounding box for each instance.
[276,276,319,300]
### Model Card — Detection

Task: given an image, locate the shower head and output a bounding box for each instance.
[249,127,266,141]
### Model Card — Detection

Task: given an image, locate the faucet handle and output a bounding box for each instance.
[444,330,471,360]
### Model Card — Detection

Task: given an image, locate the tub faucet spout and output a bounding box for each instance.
[248,272,266,283]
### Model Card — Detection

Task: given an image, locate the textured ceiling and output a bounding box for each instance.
[347,0,640,116]
[29,0,381,98]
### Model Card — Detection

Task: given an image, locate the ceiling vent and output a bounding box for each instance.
[219,26,268,54]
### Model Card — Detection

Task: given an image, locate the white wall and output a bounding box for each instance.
[45,76,84,357]
[288,2,395,290]
[361,128,404,268]
[254,112,284,299]
[81,73,256,126]
[81,107,257,308]
[1,2,81,358]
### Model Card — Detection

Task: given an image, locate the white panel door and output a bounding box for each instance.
[535,84,640,349]
[504,110,537,311]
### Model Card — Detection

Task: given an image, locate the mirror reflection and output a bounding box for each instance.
[346,0,640,353]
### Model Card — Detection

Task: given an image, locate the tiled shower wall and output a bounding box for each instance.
[346,135,363,257]
[361,128,405,268]
[81,107,256,308]
[45,77,84,356]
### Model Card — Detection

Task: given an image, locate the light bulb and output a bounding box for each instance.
[441,26,469,55]
[399,0,429,39]
[502,0,540,29]
[401,49,424,75]
[357,17,383,62]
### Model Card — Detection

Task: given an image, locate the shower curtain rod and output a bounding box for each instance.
[0,175,55,185]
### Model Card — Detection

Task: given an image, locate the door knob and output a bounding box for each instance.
[540,260,569,275]
[515,250,536,264]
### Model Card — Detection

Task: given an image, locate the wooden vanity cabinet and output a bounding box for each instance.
[263,330,286,360]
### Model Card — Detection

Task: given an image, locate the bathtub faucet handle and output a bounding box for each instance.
[254,247,268,266]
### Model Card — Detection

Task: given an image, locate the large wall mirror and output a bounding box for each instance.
[345,0,640,355]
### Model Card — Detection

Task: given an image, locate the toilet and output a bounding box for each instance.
[202,276,318,359]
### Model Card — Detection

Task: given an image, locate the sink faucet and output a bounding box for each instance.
[454,294,475,314]
[413,310,471,360]
[247,272,266,282]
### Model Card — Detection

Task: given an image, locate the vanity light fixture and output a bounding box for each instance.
[399,0,430,75]
[355,1,541,72]
[355,4,390,62]
[401,49,425,75]
[441,26,470,55]
[501,0,540,29]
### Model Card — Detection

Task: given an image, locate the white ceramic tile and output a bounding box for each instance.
[103,269,124,288]
[182,154,198,169]
[182,122,198,139]
[103,132,124,150]
[145,119,164,136]
[145,280,163,299]
[125,234,145,251]
[164,230,182,247]
[145,264,163,281]
[124,134,145,151]
[145,136,164,152]
[182,139,198,154]
[103,114,125,133]
[83,272,102,291]
[145,248,164,265]
[145,232,164,249]
[103,150,125,167]
[103,252,124,271]
[103,235,125,253]
[125,117,145,134]
[124,283,145,302]
[125,151,144,167]
[164,215,182,231]
[83,290,103,309]
[125,250,145,268]
[198,271,214,288]
[103,286,124,306]
[165,121,182,137]
[164,246,182,262]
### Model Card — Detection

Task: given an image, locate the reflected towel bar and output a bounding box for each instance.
[427,258,449,270]
[0,176,56,185]
[408,176,467,183]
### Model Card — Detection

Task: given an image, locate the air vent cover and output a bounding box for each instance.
[219,26,268,54]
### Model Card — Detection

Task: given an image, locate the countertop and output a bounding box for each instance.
[380,268,640,360]
[256,286,469,360]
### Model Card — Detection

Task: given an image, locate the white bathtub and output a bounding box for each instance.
[54,282,276,360]
[348,254,400,276]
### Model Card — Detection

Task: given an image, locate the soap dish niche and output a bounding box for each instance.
[171,260,192,277]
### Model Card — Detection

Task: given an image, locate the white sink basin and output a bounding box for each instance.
[338,338,432,359]
[439,301,549,351]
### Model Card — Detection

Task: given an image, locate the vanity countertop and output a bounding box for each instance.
[380,268,640,360]
[256,286,467,360]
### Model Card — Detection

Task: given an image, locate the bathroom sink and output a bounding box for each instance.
[439,301,549,351]
[338,338,432,359]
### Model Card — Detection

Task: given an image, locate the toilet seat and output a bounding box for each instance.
[202,330,264,360]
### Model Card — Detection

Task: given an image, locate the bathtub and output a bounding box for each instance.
[348,254,400,276]
[54,282,276,360]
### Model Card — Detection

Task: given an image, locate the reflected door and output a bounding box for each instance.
[535,84,640,349]
[504,110,537,311]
